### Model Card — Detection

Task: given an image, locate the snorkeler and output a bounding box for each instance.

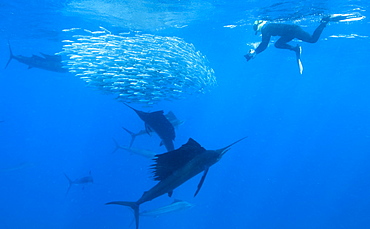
[244,15,349,74]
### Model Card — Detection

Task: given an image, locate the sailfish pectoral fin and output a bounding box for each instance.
[194,168,209,197]
[168,190,173,197]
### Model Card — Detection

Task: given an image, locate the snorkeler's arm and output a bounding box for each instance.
[244,26,271,61]
[255,33,271,54]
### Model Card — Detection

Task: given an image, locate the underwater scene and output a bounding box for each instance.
[0,0,369,228]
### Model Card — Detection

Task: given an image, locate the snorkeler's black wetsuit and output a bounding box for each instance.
[255,22,327,54]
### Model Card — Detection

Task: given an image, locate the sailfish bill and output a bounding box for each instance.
[106,137,246,229]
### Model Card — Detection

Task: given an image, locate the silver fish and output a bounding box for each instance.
[57,28,217,105]
[140,199,194,217]
[112,139,157,159]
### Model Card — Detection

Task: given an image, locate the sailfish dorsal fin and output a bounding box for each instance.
[151,138,206,181]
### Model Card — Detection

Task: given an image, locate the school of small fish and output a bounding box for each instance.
[57,27,217,105]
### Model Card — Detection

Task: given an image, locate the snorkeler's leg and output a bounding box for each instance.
[274,36,295,50]
[275,37,301,57]
[275,36,303,74]
[296,23,327,43]
[275,36,301,56]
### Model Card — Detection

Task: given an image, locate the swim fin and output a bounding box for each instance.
[297,58,303,75]
[294,45,303,75]
[321,14,351,23]
[328,15,349,22]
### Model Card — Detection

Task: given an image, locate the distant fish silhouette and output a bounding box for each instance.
[124,104,175,152]
[122,111,184,148]
[140,199,194,217]
[64,171,94,195]
[112,138,157,159]
[5,42,68,73]
[0,161,35,173]
[106,137,246,229]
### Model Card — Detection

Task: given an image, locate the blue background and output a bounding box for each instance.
[0,0,369,228]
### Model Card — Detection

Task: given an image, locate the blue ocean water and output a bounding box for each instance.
[0,0,369,228]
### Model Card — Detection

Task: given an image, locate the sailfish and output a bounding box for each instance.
[122,111,184,148]
[106,137,246,229]
[124,103,175,152]
[5,43,68,73]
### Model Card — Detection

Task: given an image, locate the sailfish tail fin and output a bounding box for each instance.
[63,173,73,195]
[111,138,123,154]
[122,127,137,148]
[5,41,14,69]
[106,201,140,229]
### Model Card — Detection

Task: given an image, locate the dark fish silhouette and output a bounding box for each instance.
[5,43,68,73]
[106,137,246,229]
[124,104,175,151]
[122,111,184,148]
[64,171,94,194]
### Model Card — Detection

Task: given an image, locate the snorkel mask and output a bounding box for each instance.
[253,20,267,35]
